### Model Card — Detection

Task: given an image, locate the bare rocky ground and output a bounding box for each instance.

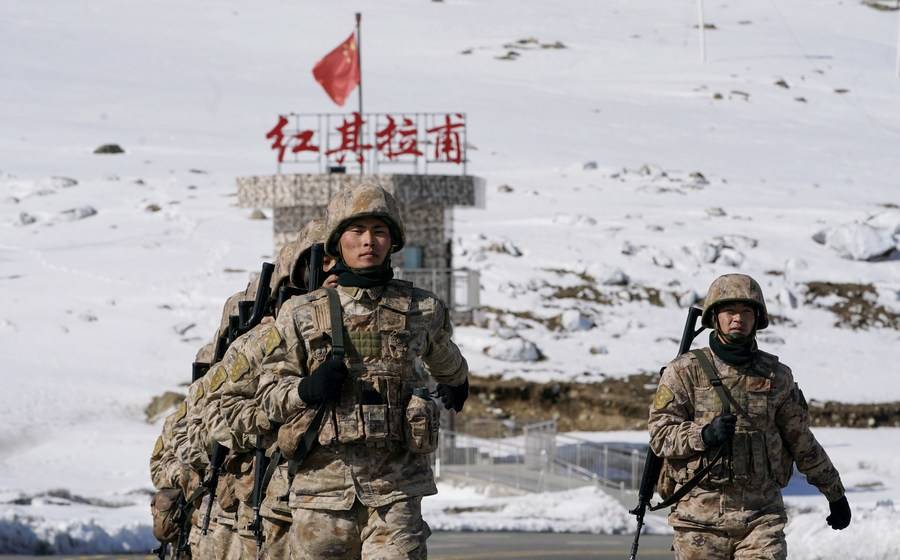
[146,372,900,432]
[464,374,900,433]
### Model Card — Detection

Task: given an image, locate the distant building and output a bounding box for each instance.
[236,172,485,312]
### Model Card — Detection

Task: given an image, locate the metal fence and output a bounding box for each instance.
[394,268,480,310]
[434,418,649,500]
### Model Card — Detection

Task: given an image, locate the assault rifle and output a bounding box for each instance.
[308,243,325,291]
[201,262,275,535]
[628,305,703,560]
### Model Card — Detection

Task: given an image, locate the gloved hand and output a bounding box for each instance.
[298,358,347,405]
[701,413,737,448]
[436,379,469,412]
[826,496,851,530]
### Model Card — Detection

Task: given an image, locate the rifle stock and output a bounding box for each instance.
[308,243,325,291]
[249,435,269,556]
[201,443,228,535]
[629,306,703,560]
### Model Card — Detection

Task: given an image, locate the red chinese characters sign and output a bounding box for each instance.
[265,113,467,171]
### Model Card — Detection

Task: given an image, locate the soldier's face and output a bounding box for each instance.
[339,217,392,269]
[716,303,756,338]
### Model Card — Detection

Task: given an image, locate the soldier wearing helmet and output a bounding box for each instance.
[648,273,850,560]
[221,183,469,559]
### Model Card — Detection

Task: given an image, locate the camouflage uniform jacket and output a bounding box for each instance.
[223,280,468,511]
[186,334,264,527]
[150,402,189,490]
[648,346,844,529]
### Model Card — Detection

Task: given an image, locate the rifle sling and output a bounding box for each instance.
[288,288,346,482]
[650,349,736,511]
[325,288,345,360]
[691,348,745,416]
[259,450,282,503]
[650,445,725,511]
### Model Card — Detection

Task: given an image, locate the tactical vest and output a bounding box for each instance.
[660,348,794,496]
[283,280,431,450]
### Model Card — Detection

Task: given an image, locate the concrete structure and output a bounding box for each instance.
[237,173,485,310]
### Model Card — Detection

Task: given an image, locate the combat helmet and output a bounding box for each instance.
[701,273,769,330]
[324,183,406,257]
[271,218,327,292]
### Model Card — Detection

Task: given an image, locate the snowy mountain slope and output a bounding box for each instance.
[1,0,899,555]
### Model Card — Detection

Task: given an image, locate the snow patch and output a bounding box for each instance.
[485,337,543,362]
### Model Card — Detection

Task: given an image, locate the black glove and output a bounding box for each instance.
[298,358,347,405]
[826,496,851,530]
[436,379,469,412]
[701,413,737,448]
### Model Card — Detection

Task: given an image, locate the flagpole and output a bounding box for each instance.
[356,12,364,175]
[895,4,900,78]
[697,0,706,64]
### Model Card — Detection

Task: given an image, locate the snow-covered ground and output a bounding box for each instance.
[2,0,899,556]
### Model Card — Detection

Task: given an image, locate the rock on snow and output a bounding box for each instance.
[820,223,895,261]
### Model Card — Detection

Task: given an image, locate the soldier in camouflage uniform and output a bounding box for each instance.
[219,218,332,559]
[648,274,852,560]
[150,341,221,558]
[187,221,331,559]
[222,184,469,559]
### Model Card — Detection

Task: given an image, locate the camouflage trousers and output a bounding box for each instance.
[187,521,217,560]
[208,522,242,559]
[289,496,430,560]
[261,518,291,559]
[672,513,787,560]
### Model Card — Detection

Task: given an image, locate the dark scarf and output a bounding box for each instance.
[709,330,758,367]
[331,258,394,289]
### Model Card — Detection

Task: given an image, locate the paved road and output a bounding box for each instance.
[0,532,674,559]
[430,532,673,559]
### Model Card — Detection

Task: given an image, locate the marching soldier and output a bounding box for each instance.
[648,273,851,559]
[223,183,469,559]
[219,218,333,559]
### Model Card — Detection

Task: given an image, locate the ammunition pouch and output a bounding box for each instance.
[405,392,440,454]
[260,460,293,523]
[215,472,239,514]
[766,431,794,487]
[235,499,257,538]
[226,453,255,504]
[331,376,406,446]
[656,461,677,501]
[150,488,183,542]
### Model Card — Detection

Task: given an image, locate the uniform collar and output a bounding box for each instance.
[338,284,386,302]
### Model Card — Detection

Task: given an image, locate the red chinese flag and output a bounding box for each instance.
[312,33,360,106]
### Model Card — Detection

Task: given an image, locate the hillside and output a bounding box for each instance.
[1,0,899,555]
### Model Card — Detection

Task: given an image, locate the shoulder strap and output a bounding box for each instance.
[324,288,345,360]
[287,288,344,481]
[691,349,744,416]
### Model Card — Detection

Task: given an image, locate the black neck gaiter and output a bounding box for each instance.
[709,331,758,367]
[331,258,394,289]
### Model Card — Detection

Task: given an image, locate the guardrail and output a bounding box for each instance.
[434,423,649,498]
